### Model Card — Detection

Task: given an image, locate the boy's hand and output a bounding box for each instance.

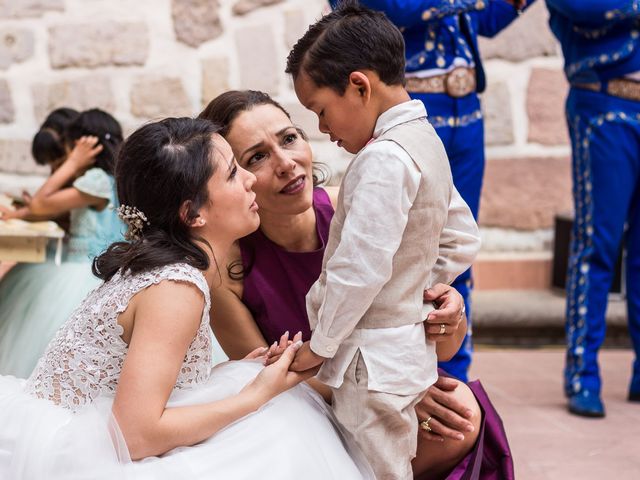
[289,341,325,372]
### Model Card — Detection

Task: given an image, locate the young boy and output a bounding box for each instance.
[280,2,480,478]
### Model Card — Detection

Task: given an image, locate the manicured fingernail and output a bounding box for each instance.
[284,330,289,337]
[456,434,464,441]
[466,424,474,432]
[292,340,303,349]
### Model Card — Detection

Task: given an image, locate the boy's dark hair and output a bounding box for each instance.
[286,0,405,94]
[65,108,123,175]
[32,107,79,166]
[93,117,218,281]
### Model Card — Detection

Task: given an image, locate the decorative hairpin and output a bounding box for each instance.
[116,204,150,241]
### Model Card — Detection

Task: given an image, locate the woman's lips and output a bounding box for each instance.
[280,175,306,194]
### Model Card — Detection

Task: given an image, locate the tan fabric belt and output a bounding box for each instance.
[405,67,477,98]
[573,77,640,102]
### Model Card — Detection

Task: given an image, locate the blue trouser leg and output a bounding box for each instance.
[626,169,640,395]
[564,88,640,397]
[410,92,485,382]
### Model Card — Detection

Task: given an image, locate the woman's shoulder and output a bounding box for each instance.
[122,262,210,304]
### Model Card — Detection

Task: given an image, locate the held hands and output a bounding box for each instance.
[264,331,325,372]
[242,339,320,403]
[67,136,103,171]
[423,283,465,342]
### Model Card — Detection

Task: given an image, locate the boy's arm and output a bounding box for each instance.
[308,144,419,359]
[430,187,481,287]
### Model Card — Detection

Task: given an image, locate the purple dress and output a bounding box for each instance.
[239,188,514,480]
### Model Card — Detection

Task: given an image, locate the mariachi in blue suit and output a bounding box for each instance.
[546,0,640,417]
[342,0,535,382]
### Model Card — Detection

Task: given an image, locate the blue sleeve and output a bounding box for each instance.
[475,0,535,38]
[545,0,640,24]
[336,0,485,29]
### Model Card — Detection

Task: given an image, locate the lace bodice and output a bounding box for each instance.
[26,263,213,412]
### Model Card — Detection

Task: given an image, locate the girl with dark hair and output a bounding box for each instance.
[0,109,125,378]
[0,117,372,479]
[32,107,79,168]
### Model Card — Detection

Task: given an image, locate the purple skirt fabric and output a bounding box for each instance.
[443,378,514,480]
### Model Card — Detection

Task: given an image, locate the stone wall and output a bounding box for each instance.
[0,1,572,268]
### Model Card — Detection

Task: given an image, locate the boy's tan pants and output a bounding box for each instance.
[332,351,426,480]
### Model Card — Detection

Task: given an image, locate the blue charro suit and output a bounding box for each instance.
[338,0,535,381]
[546,0,640,415]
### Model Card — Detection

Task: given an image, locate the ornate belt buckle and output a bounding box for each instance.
[445,67,476,98]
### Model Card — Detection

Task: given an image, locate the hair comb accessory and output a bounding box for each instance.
[116,204,150,241]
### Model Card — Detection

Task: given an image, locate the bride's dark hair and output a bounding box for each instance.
[93,117,219,281]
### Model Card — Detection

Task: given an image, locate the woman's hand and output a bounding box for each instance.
[67,136,103,171]
[423,283,464,342]
[416,375,476,442]
[243,340,318,403]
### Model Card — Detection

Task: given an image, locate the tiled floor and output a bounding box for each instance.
[471,348,640,479]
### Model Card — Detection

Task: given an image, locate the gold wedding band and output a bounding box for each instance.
[439,323,446,335]
[420,416,432,432]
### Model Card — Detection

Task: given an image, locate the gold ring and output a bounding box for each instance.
[420,416,432,432]
[439,323,446,335]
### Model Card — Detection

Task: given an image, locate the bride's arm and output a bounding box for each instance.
[112,280,310,460]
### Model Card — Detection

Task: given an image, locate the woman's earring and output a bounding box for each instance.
[199,219,205,226]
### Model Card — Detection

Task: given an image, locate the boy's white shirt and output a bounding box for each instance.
[307,100,480,394]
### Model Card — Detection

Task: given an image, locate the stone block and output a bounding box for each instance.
[232,0,283,16]
[130,75,192,119]
[0,139,48,175]
[280,100,323,140]
[0,27,35,69]
[284,7,307,49]
[235,24,279,95]
[527,68,570,146]
[172,0,222,48]
[48,22,149,69]
[478,2,558,62]
[32,75,115,123]
[0,79,14,123]
[481,80,514,146]
[201,56,229,107]
[0,0,64,18]
[479,156,573,230]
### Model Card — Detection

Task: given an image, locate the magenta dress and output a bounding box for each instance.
[239,188,514,480]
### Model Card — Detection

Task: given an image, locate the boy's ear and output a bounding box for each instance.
[348,71,372,101]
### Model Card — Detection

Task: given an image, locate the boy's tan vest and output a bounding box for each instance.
[313,117,453,329]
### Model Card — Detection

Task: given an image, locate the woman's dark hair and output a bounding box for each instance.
[199,90,326,185]
[199,90,298,138]
[286,0,405,94]
[65,108,123,175]
[93,117,219,281]
[32,107,79,166]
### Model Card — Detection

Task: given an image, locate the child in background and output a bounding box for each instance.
[278,2,480,478]
[0,108,125,378]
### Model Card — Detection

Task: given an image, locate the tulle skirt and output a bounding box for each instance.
[0,360,373,479]
[0,262,229,378]
[0,261,101,378]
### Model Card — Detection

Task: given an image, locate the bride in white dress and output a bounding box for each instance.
[0,117,372,480]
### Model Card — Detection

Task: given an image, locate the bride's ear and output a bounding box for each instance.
[179,200,205,228]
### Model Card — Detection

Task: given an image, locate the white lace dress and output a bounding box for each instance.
[0,263,372,480]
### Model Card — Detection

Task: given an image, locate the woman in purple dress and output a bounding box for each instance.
[199,91,514,480]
